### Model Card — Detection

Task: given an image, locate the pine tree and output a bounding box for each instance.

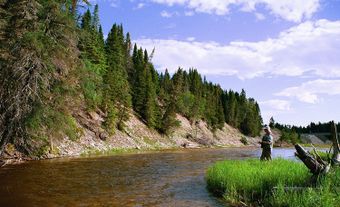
[79,5,106,109]
[144,65,157,128]
[160,100,179,135]
[92,4,99,31]
[103,24,132,133]
[0,0,79,155]
[269,117,275,128]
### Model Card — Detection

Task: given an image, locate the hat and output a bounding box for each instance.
[263,125,272,133]
[263,125,270,130]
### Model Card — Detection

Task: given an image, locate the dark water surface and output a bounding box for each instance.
[0,147,297,207]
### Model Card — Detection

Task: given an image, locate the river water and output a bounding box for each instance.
[0,147,297,207]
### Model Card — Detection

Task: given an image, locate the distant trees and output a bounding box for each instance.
[272,117,340,143]
[274,120,340,135]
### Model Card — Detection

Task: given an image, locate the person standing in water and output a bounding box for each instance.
[260,125,273,160]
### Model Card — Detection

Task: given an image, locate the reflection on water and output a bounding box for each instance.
[0,147,297,206]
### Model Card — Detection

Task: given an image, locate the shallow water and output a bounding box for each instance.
[0,147,297,207]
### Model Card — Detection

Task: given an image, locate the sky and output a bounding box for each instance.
[87,0,340,126]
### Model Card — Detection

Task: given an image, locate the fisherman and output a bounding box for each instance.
[260,125,273,161]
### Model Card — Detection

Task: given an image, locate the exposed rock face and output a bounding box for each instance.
[1,110,260,161]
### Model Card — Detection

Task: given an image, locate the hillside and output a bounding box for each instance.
[1,110,258,162]
[0,1,262,162]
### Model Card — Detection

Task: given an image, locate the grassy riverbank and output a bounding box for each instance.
[206,159,340,206]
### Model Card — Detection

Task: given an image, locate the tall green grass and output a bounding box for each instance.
[206,159,340,206]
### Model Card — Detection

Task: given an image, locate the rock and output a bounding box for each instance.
[181,142,188,148]
[88,111,100,121]
[0,160,5,168]
[99,132,109,141]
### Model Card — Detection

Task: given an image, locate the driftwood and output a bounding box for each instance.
[331,121,340,165]
[295,144,330,175]
[295,121,339,178]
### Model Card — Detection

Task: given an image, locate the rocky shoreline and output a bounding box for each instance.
[0,111,263,167]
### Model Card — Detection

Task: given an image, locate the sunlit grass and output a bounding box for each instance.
[206,158,340,206]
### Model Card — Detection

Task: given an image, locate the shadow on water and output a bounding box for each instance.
[0,147,297,206]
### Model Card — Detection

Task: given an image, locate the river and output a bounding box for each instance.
[0,147,298,206]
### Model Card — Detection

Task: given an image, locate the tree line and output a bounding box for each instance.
[270,117,340,143]
[0,2,263,156]
[79,5,263,136]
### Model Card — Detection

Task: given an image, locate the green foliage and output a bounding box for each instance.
[131,47,160,128]
[1,1,265,156]
[207,159,340,207]
[80,60,104,109]
[78,5,106,110]
[240,136,248,145]
[269,168,340,207]
[159,102,180,135]
[25,106,82,142]
[310,150,330,162]
[206,159,311,206]
[0,0,80,154]
[103,24,132,132]
[280,129,300,144]
[103,105,117,135]
[176,91,196,118]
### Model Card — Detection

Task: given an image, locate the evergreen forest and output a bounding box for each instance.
[0,1,263,155]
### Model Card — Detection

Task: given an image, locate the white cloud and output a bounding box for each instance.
[276,79,340,104]
[160,10,179,18]
[186,37,195,41]
[135,3,145,9]
[259,99,291,125]
[259,99,291,111]
[255,12,265,21]
[136,19,340,79]
[149,0,320,22]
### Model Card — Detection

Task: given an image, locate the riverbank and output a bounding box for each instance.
[206,158,340,207]
[0,111,262,166]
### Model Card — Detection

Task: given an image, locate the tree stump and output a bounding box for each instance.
[295,121,338,180]
[295,144,328,175]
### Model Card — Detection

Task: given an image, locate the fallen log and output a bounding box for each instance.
[295,144,328,175]
[295,121,339,180]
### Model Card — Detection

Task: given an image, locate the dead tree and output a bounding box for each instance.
[295,121,339,180]
[331,121,340,166]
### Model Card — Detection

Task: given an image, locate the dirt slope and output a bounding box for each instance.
[51,110,258,157]
[1,110,260,162]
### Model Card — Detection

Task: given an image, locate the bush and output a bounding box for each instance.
[240,136,248,145]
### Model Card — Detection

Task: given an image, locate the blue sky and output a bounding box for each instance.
[87,0,340,126]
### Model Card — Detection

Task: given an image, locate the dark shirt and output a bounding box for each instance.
[262,134,273,148]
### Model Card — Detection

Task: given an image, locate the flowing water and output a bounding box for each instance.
[0,147,297,207]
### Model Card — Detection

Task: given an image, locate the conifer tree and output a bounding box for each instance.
[92,4,99,30]
[103,24,131,133]
[0,0,79,155]
[79,5,106,109]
